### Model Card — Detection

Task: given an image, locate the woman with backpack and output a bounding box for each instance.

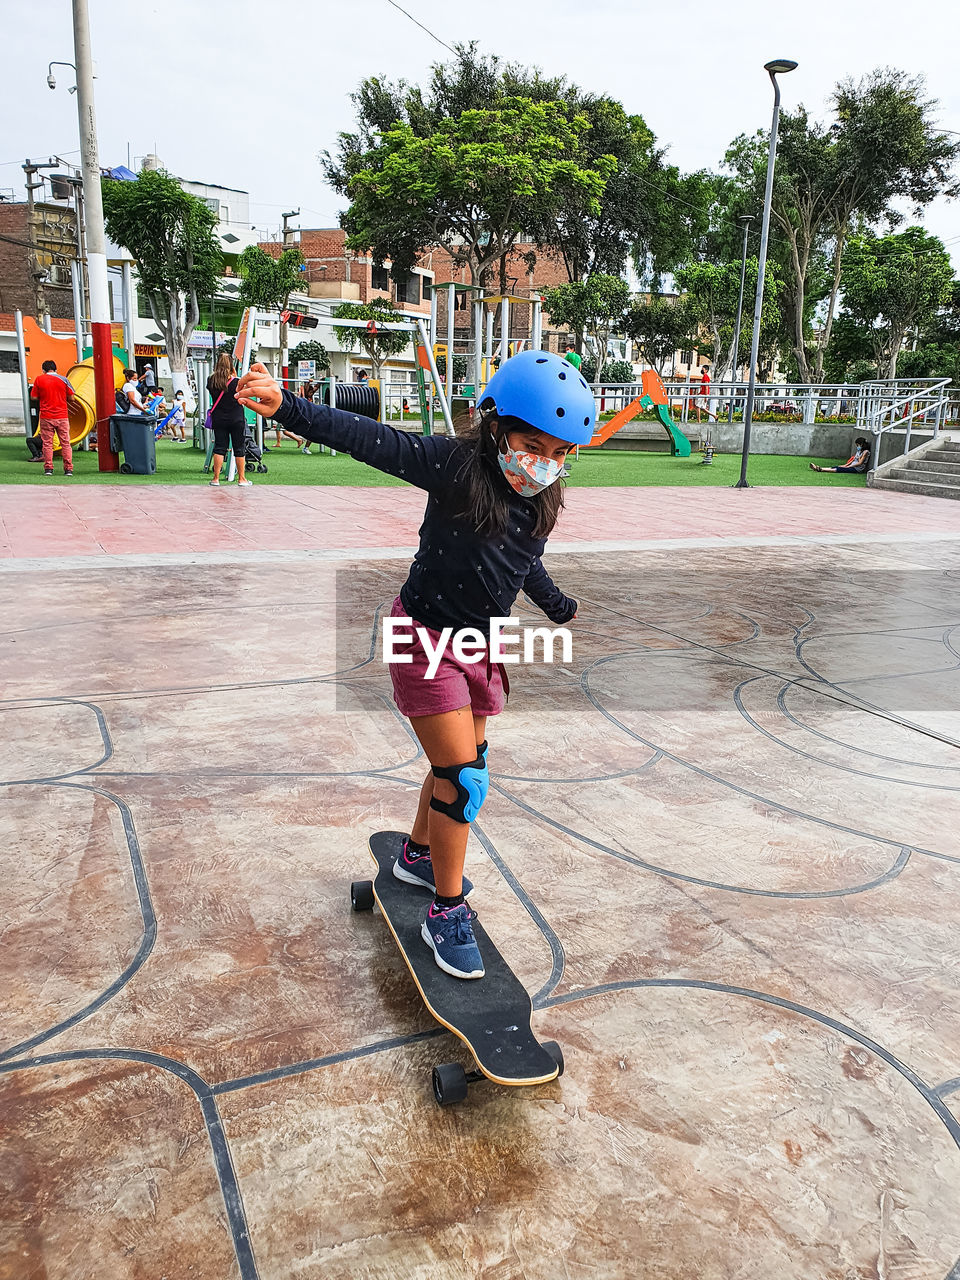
[206,351,251,486]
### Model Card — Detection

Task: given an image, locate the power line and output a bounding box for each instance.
[384,0,457,55]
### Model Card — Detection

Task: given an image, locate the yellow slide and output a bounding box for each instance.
[23,316,125,451]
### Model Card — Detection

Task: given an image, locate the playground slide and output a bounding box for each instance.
[653,403,692,457]
[22,316,125,450]
[586,370,691,457]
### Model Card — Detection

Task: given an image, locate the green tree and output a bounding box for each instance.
[101,168,222,394]
[839,227,955,377]
[237,245,305,311]
[542,274,630,381]
[897,280,960,382]
[236,245,306,377]
[725,69,959,382]
[337,98,614,288]
[820,314,877,382]
[581,356,634,384]
[289,340,330,373]
[622,295,701,376]
[674,258,782,378]
[524,93,704,284]
[435,352,469,382]
[326,43,694,288]
[332,298,410,379]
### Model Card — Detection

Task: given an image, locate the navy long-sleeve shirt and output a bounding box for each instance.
[272,391,576,632]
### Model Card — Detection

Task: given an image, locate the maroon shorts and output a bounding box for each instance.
[387,596,506,719]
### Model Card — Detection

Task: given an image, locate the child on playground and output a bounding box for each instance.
[236,351,595,980]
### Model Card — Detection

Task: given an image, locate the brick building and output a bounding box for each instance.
[260,228,580,354]
[0,200,80,322]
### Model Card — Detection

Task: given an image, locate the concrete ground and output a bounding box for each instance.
[2,483,960,1280]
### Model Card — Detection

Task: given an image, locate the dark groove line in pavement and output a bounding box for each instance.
[539,978,960,1150]
[0,698,113,785]
[776,683,960,772]
[580,655,960,869]
[492,775,913,900]
[0,782,156,1063]
[0,1048,258,1279]
[731,677,960,791]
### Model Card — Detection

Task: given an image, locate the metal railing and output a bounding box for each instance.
[856,378,953,457]
[281,373,959,457]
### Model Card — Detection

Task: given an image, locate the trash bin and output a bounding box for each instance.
[109,414,157,474]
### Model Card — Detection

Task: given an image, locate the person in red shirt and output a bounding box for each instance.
[30,360,76,476]
[694,364,714,424]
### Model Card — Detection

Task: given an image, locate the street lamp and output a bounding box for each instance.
[735,58,797,489]
[727,214,754,424]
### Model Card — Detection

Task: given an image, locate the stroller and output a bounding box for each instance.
[244,426,268,473]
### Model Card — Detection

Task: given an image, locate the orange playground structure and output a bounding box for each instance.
[21,316,125,452]
[587,370,692,457]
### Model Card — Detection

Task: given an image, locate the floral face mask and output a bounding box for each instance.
[496,443,565,497]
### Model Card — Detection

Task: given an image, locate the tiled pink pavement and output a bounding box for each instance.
[4,482,960,1279]
[1,483,959,559]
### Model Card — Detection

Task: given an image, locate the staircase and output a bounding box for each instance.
[869,437,960,501]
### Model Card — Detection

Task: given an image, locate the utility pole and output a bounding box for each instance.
[280,209,299,388]
[72,0,119,470]
[23,162,49,322]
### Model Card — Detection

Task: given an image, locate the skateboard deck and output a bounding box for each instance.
[355,831,560,1094]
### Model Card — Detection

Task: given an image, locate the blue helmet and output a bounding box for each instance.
[480,350,596,445]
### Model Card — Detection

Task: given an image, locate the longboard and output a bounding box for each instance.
[351,831,562,1105]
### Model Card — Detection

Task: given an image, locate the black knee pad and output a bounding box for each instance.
[429,747,489,824]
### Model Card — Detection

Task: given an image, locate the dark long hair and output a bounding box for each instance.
[446,402,565,540]
[210,351,236,391]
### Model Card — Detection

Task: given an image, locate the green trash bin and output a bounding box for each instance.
[109,414,157,475]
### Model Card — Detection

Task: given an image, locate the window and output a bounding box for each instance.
[681,349,694,366]
[0,351,20,373]
[371,264,389,291]
[137,288,153,319]
[394,272,420,305]
[422,278,433,300]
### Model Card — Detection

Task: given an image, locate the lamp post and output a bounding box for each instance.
[727,214,754,424]
[735,59,797,489]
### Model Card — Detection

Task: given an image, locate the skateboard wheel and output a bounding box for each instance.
[432,1062,468,1106]
[350,880,374,912]
[542,1040,564,1077]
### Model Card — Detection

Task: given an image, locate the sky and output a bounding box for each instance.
[6,0,960,264]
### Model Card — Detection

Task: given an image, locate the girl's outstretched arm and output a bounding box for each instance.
[236,363,456,488]
[522,556,577,624]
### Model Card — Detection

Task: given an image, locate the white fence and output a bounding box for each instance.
[282,372,959,463]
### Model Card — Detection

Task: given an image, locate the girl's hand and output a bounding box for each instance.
[236,363,283,417]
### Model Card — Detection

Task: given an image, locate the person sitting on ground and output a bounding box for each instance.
[810,437,871,474]
[31,359,76,478]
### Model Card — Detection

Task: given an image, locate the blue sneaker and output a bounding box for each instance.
[421,902,485,979]
[392,838,473,897]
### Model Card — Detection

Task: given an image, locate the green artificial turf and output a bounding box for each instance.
[0,433,866,489]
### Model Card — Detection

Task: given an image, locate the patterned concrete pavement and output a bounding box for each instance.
[2,484,960,1279]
